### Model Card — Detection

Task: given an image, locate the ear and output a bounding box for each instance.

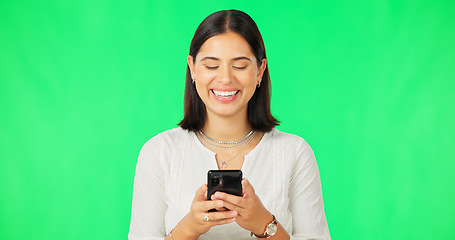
[187,55,196,80]
[257,58,267,84]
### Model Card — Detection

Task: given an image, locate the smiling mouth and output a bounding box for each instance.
[212,90,239,98]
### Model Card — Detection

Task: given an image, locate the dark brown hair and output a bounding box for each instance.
[178,10,279,131]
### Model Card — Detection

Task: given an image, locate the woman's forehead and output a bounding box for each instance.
[196,32,255,60]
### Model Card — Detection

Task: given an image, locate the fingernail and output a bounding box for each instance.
[231,211,237,216]
[217,201,223,207]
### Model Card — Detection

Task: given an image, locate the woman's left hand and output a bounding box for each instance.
[210,178,273,235]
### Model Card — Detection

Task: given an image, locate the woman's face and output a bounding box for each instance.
[188,32,266,120]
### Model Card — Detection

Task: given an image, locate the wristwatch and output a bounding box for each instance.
[251,215,278,238]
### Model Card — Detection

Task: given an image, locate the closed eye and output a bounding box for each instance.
[233,66,247,70]
[205,65,219,70]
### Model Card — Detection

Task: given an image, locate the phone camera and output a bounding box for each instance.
[211,176,224,187]
[212,176,219,186]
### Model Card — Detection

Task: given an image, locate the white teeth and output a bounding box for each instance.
[212,90,239,98]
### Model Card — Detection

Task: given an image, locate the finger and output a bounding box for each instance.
[241,178,255,198]
[200,199,224,211]
[194,184,208,202]
[222,200,244,213]
[208,217,236,226]
[214,206,229,211]
[212,192,244,207]
[205,210,238,221]
[210,194,221,201]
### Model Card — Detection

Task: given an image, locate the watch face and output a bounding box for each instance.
[266,222,278,236]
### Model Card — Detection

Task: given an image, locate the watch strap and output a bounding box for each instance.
[250,215,277,238]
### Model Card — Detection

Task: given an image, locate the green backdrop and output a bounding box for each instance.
[1,0,454,239]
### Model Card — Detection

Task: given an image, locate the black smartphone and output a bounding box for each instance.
[207,170,242,200]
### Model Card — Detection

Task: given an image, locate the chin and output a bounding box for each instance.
[208,106,247,118]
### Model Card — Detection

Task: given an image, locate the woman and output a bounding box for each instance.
[128,10,330,240]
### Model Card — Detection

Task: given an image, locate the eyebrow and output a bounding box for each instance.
[232,56,251,61]
[200,56,252,62]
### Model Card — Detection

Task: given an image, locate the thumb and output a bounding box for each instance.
[242,178,255,198]
[194,184,208,202]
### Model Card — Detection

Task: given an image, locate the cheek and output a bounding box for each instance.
[196,69,216,81]
[195,85,209,101]
[238,71,258,84]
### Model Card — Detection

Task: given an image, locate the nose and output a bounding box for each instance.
[218,65,233,85]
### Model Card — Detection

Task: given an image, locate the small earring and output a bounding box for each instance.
[257,82,261,87]
[192,78,195,84]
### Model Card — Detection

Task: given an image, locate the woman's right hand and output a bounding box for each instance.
[172,184,238,239]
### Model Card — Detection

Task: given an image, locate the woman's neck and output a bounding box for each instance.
[201,113,252,142]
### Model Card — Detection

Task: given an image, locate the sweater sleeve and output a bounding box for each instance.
[128,136,167,240]
[287,137,331,240]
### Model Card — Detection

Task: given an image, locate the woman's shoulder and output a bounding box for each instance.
[268,128,312,149]
[267,129,316,168]
[266,128,315,159]
[141,127,190,151]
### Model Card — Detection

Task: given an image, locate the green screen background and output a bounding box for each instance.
[1,0,454,239]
